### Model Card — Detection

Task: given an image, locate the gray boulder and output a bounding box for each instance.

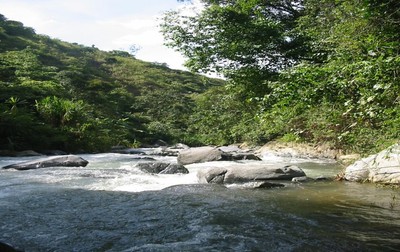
[2,155,89,170]
[177,146,262,165]
[344,144,400,184]
[197,164,306,184]
[177,147,223,165]
[136,162,189,174]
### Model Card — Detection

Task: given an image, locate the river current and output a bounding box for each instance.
[0,151,400,251]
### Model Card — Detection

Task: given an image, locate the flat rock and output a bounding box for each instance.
[177,147,223,165]
[2,155,89,170]
[177,146,262,165]
[197,164,305,184]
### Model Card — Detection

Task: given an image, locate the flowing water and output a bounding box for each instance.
[0,151,400,251]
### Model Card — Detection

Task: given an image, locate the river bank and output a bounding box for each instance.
[0,140,357,162]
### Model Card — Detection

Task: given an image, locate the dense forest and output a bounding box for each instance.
[0,13,224,152]
[1,0,399,155]
[162,0,400,154]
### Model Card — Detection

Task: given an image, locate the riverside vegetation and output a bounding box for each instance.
[1,0,400,156]
[162,0,400,155]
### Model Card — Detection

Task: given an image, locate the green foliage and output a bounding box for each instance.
[35,96,85,127]
[161,0,400,154]
[272,0,400,153]
[161,0,306,85]
[186,85,270,145]
[0,14,223,152]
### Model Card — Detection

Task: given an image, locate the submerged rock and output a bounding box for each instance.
[253,181,286,189]
[197,164,306,184]
[136,162,189,174]
[2,155,89,170]
[344,144,400,184]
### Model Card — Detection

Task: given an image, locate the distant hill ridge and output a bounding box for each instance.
[0,13,224,152]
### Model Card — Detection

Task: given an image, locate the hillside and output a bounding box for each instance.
[0,14,224,152]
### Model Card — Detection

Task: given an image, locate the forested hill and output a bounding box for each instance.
[0,14,224,152]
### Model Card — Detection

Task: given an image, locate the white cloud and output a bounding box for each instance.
[103,18,156,31]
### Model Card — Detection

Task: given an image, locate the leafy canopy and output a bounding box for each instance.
[162,0,400,153]
[161,0,307,77]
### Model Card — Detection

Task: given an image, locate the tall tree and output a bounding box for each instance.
[161,0,307,98]
[164,0,400,151]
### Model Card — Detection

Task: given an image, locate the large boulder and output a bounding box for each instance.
[177,147,223,165]
[136,162,189,174]
[177,146,262,165]
[197,164,306,184]
[344,144,400,184]
[2,155,89,170]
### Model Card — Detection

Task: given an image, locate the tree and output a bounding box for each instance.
[161,0,307,96]
[259,0,400,152]
[164,0,400,152]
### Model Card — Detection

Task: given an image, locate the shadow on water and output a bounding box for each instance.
[1,182,400,252]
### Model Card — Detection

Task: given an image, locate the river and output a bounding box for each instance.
[0,152,399,251]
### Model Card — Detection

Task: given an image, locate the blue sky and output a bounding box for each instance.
[0,0,199,69]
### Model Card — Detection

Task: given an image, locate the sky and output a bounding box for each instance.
[0,0,200,70]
